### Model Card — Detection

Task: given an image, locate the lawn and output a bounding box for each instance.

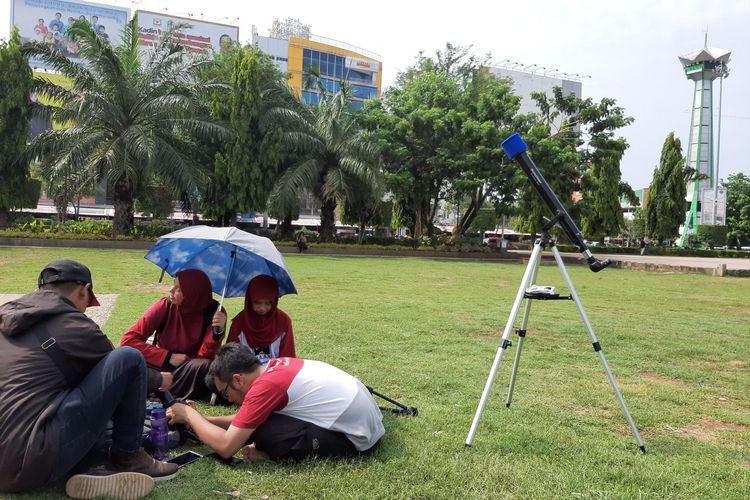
[1,246,748,499]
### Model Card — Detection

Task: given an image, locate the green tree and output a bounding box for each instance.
[363,47,464,237]
[579,99,634,241]
[645,133,686,242]
[34,160,98,222]
[0,27,41,227]
[515,91,581,238]
[204,46,287,225]
[515,88,632,242]
[467,206,499,233]
[269,89,382,242]
[723,173,750,248]
[445,67,521,243]
[340,178,391,242]
[25,18,228,235]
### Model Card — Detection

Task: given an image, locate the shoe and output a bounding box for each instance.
[111,448,179,481]
[65,471,154,499]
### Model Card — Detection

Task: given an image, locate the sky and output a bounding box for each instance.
[2,0,748,191]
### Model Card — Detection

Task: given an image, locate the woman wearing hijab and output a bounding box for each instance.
[226,275,295,364]
[121,269,227,399]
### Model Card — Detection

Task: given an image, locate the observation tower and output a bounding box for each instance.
[677,41,730,246]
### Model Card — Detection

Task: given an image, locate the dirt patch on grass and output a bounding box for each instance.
[669,417,747,442]
[689,359,748,371]
[640,371,690,388]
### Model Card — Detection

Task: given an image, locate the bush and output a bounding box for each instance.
[696,225,728,249]
[133,220,185,238]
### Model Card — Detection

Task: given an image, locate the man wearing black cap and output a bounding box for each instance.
[0,259,178,498]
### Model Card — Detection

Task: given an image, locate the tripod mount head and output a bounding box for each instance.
[501,133,610,273]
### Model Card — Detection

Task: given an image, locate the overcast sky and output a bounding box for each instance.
[2,0,748,190]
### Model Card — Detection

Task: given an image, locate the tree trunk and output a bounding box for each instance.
[276,216,294,239]
[0,208,9,228]
[319,198,337,242]
[448,188,485,244]
[113,176,134,236]
[413,206,423,238]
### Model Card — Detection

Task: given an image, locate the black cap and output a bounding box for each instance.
[38,259,100,306]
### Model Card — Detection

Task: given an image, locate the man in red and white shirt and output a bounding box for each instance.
[167,344,384,461]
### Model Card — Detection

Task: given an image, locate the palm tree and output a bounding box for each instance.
[24,17,229,235]
[265,89,382,242]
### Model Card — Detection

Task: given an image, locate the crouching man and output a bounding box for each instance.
[167,343,384,462]
[0,260,177,499]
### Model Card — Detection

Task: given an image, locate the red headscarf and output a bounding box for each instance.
[156,270,213,353]
[237,275,284,345]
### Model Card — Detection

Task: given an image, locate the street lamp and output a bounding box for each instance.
[712,61,730,225]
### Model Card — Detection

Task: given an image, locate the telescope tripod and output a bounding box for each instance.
[465,231,645,452]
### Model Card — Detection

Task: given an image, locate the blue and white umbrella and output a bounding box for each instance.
[145,226,297,308]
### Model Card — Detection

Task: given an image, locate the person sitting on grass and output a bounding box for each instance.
[167,344,384,462]
[226,275,295,365]
[0,259,177,499]
[121,269,227,400]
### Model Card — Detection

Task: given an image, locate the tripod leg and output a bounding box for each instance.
[465,243,543,447]
[506,301,531,407]
[551,246,646,452]
[505,248,541,408]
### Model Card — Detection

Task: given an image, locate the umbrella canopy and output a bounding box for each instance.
[145,226,297,298]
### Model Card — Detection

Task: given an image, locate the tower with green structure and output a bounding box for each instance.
[677,43,730,247]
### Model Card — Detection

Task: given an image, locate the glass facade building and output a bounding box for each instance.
[253,33,382,108]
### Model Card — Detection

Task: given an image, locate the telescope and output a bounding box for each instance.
[501,133,610,272]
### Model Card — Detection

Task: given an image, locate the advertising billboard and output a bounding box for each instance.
[11,0,129,69]
[700,187,727,226]
[135,10,239,56]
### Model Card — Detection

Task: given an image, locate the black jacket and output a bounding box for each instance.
[0,290,113,493]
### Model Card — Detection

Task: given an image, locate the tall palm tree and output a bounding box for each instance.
[24,17,229,235]
[265,89,382,242]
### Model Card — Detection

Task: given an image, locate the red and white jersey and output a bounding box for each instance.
[232,358,384,451]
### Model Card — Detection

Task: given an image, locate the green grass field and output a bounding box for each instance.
[1,247,748,499]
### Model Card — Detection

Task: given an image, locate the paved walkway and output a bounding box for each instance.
[0,294,119,327]
[516,250,750,276]
[595,252,750,271]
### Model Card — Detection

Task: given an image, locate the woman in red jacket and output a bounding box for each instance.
[226,275,295,365]
[121,269,226,399]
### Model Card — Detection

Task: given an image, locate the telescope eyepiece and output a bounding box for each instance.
[588,258,611,273]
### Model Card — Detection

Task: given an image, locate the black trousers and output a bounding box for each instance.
[251,413,363,461]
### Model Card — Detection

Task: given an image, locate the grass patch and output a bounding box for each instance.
[2,247,749,499]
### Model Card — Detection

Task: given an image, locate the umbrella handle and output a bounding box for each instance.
[213,246,238,341]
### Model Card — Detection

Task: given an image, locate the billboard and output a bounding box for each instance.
[11,0,129,69]
[135,10,239,56]
[700,187,727,226]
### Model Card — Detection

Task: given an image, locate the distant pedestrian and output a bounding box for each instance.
[297,232,308,253]
[640,237,650,256]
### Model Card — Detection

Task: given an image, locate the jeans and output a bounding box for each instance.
[49,347,147,482]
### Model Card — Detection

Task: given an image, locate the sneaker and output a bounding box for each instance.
[111,448,179,481]
[65,471,154,499]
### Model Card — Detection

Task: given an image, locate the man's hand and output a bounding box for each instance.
[167,402,189,425]
[212,310,227,331]
[170,353,189,367]
[159,372,173,391]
